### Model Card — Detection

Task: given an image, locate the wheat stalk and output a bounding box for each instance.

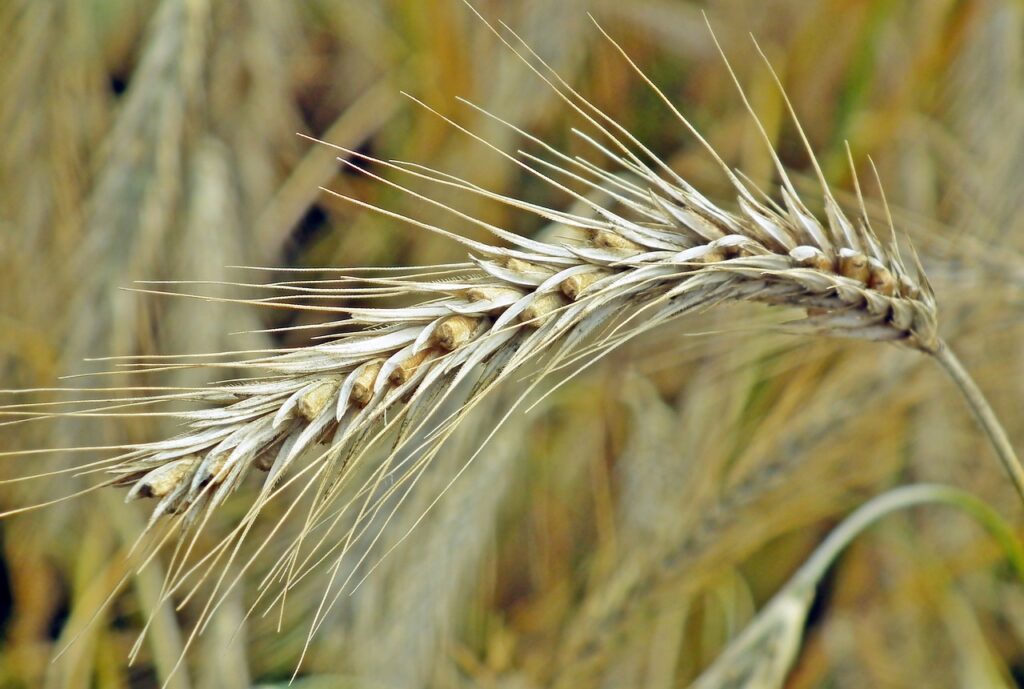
[1,8,1020,679]
[688,483,1024,689]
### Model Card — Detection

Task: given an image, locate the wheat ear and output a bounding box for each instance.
[74,13,1017,530]
[1,12,1021,675]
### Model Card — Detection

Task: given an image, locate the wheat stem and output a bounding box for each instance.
[689,482,1024,689]
[933,339,1024,505]
[793,483,1024,592]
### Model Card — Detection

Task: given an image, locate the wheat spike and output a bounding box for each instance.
[1,10,1021,682]
[91,21,940,533]
[100,115,938,523]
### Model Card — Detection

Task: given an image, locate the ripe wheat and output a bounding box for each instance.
[91,27,946,526]
[1,9,1020,681]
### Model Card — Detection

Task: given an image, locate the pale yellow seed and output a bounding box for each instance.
[205,452,230,482]
[298,378,340,421]
[700,247,727,264]
[593,229,643,251]
[792,248,834,272]
[505,257,534,273]
[520,293,569,327]
[503,257,555,283]
[838,250,870,283]
[807,254,834,271]
[131,455,200,499]
[389,349,431,386]
[351,361,383,408]
[465,286,525,315]
[867,259,896,296]
[466,286,524,301]
[434,315,479,351]
[561,271,606,301]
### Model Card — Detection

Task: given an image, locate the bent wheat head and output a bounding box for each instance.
[104,23,942,530]
[1,10,1019,680]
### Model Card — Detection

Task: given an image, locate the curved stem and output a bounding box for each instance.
[933,339,1024,506]
[691,483,1024,689]
[791,483,1024,592]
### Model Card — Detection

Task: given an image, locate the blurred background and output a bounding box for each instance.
[1,0,1024,687]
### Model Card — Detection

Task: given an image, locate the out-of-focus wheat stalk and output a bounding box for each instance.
[549,344,919,687]
[688,483,1024,689]
[0,4,1021,686]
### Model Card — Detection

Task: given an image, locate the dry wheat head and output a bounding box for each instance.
[0,11,951,673]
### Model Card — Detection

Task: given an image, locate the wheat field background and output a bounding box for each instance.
[1,1,1023,687]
